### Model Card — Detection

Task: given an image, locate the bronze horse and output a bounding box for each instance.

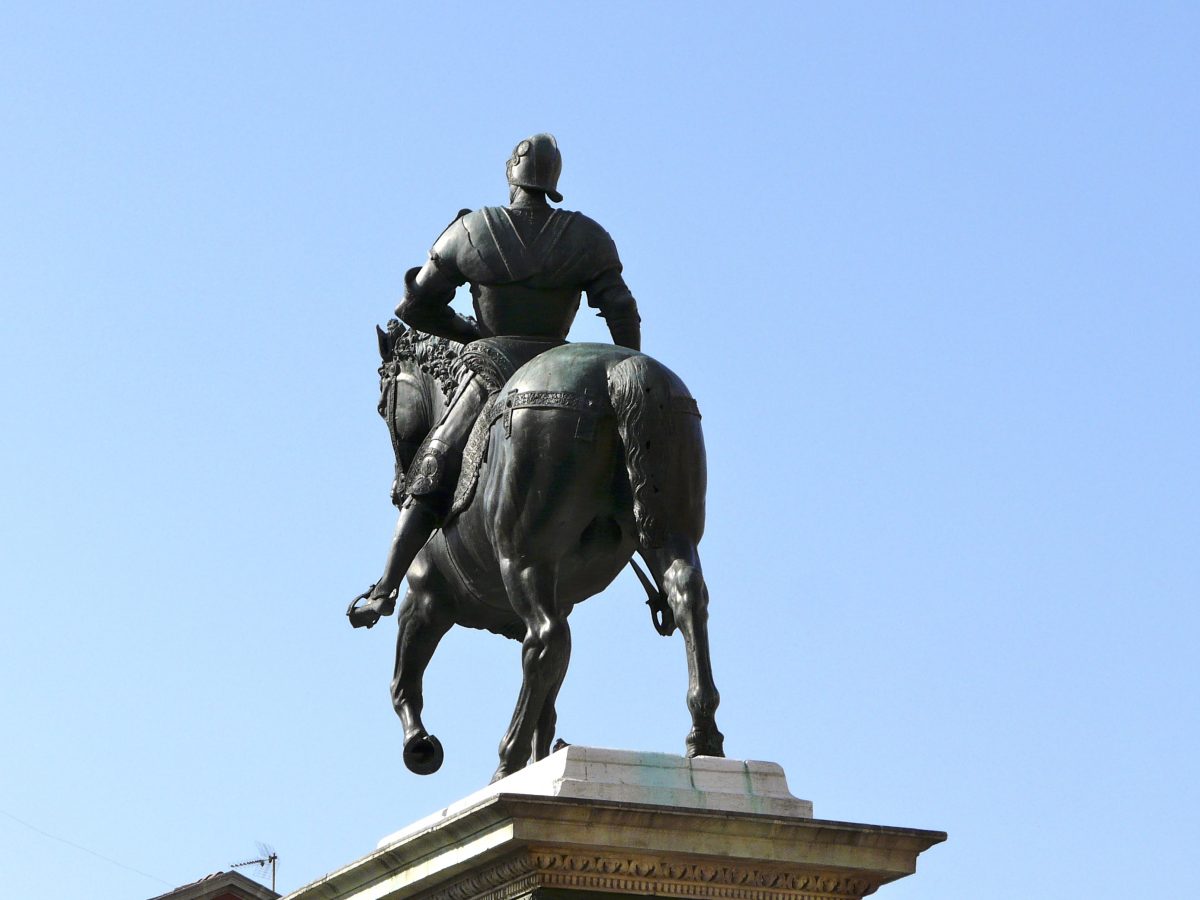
[372,323,723,781]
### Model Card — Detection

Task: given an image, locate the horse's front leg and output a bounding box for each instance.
[641,541,725,759]
[492,557,570,782]
[391,564,455,775]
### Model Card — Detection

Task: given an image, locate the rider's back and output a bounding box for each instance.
[431,206,625,340]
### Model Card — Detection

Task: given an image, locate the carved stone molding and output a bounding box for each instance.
[417,848,883,900]
[416,853,536,900]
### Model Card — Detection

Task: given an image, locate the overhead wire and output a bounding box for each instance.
[0,806,174,887]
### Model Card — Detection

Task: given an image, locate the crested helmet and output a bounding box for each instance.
[506,133,563,203]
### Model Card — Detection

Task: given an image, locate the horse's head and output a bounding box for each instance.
[376,319,464,505]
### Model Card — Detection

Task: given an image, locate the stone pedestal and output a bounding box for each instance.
[285,747,944,900]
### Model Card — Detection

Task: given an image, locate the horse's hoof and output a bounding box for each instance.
[346,587,397,629]
[403,733,444,775]
[685,727,725,759]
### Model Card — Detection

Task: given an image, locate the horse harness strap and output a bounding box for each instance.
[496,389,602,440]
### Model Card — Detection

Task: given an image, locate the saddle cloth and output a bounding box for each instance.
[449,336,564,517]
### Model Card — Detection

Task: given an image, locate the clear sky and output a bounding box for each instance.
[1,3,1196,898]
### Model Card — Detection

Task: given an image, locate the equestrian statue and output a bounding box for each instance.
[348,134,724,782]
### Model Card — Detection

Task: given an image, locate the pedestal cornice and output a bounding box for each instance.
[286,794,944,900]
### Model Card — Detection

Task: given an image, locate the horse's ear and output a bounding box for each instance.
[377,324,390,360]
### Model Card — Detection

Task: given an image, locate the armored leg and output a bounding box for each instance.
[348,374,488,630]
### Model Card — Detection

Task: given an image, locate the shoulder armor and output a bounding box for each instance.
[541,212,621,284]
[456,206,583,284]
[428,208,472,254]
[573,214,620,270]
[428,210,479,280]
[454,208,508,283]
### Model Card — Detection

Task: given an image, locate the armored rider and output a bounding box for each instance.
[348,133,641,628]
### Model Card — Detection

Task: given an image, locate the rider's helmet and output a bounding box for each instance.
[506,133,563,203]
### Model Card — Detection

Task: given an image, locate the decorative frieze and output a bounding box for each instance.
[417,848,883,900]
[418,853,537,900]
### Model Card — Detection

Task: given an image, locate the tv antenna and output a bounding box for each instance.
[231,843,277,892]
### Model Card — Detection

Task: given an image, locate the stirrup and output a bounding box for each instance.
[346,584,398,629]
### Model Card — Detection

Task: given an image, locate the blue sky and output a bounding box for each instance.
[1,3,1196,898]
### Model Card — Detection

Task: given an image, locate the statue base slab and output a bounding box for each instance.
[284,746,944,900]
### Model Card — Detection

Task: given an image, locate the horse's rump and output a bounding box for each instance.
[459,343,705,546]
[450,341,627,517]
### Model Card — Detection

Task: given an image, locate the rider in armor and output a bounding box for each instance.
[349,133,641,628]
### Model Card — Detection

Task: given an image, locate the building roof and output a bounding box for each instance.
[148,869,279,900]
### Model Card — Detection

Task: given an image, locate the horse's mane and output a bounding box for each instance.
[379,319,467,399]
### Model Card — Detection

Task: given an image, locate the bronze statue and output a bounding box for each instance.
[350,135,723,781]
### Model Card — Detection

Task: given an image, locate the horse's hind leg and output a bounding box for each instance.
[640,540,725,758]
[531,679,559,763]
[493,557,571,781]
[391,570,454,775]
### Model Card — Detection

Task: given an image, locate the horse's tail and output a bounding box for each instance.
[607,354,706,549]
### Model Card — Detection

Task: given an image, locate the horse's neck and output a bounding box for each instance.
[399,357,448,432]
[429,377,449,424]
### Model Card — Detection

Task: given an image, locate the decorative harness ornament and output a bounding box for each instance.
[499,389,601,439]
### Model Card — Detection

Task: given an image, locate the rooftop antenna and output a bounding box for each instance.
[231,843,277,892]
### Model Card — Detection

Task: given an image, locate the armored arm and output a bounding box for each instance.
[584,227,641,351]
[395,214,483,344]
[587,270,641,351]
[396,261,482,344]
